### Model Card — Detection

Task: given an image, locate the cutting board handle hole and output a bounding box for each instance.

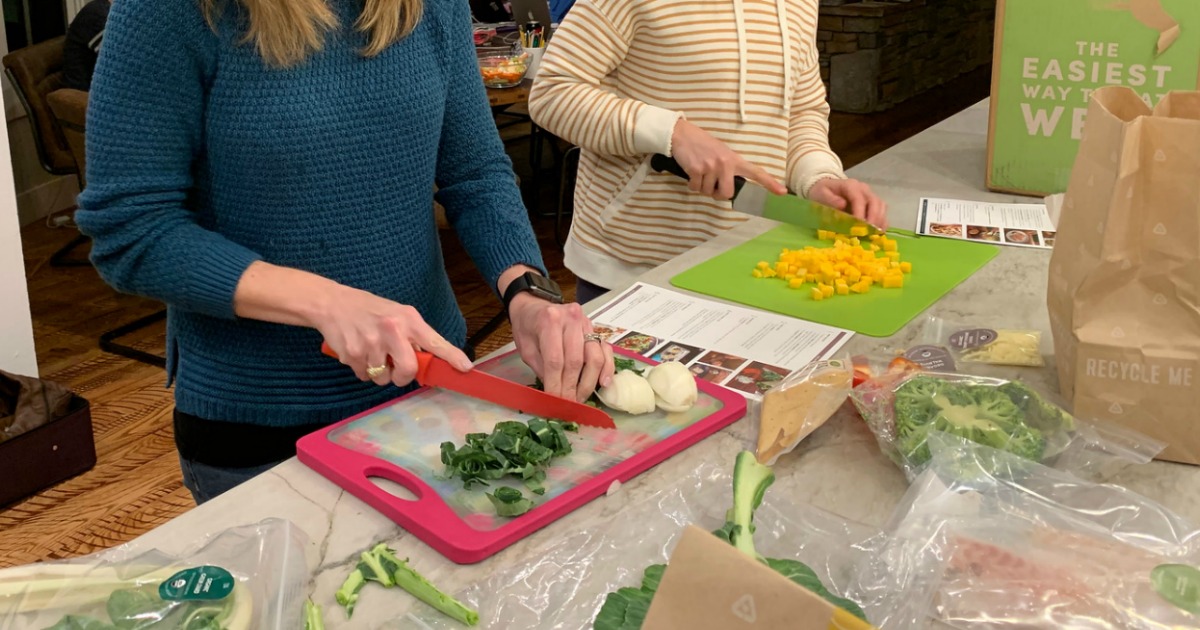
[368,475,420,502]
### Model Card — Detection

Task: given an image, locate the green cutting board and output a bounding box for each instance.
[670,207,999,337]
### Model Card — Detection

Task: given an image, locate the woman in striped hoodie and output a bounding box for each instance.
[529,0,887,302]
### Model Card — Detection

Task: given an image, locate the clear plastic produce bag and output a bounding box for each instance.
[0,518,310,630]
[848,370,1164,483]
[398,461,938,630]
[872,434,1200,629]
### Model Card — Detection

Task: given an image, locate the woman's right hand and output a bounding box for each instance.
[670,119,787,201]
[314,285,473,388]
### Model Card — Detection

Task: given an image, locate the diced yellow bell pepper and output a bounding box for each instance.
[850,282,869,294]
[836,284,850,296]
[870,244,881,252]
[850,226,869,237]
[810,287,824,301]
[788,277,803,289]
[882,276,904,289]
[757,261,769,269]
[882,239,898,252]
[820,284,834,298]
[900,261,912,274]
[752,270,763,278]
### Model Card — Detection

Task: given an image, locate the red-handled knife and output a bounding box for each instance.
[320,343,617,430]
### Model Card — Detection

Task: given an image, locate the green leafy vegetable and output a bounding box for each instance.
[594,452,868,629]
[487,487,536,517]
[613,357,645,376]
[334,568,366,618]
[893,375,1069,466]
[728,451,774,560]
[46,616,117,630]
[335,544,478,626]
[439,418,578,517]
[374,545,479,627]
[764,558,867,621]
[303,599,324,630]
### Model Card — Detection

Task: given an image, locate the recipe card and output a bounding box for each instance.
[589,283,852,399]
[916,197,1057,249]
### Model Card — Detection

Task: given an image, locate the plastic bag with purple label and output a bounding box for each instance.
[847,370,1164,483]
[916,316,1045,368]
[870,433,1200,629]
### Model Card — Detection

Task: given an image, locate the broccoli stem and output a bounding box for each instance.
[359,547,395,587]
[304,598,325,630]
[375,547,479,627]
[334,568,365,618]
[730,450,775,561]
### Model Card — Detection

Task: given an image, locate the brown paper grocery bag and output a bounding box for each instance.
[1048,86,1200,465]
[642,526,873,630]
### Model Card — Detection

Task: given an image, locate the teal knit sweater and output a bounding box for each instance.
[76,0,545,427]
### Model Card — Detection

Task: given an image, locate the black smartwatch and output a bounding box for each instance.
[502,271,564,312]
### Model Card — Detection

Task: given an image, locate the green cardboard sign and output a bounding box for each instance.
[986,0,1200,196]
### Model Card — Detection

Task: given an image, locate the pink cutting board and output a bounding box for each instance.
[296,347,746,564]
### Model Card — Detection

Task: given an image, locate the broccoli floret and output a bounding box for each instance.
[893,377,1047,466]
[999,380,1074,432]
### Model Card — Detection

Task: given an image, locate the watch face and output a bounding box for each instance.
[528,274,564,302]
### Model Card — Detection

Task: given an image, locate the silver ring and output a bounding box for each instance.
[366,364,389,379]
[584,333,604,344]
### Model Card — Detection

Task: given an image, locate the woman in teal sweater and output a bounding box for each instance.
[76,0,613,503]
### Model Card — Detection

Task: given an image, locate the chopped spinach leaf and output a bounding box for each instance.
[440,418,577,517]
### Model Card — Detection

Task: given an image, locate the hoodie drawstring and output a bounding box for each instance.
[733,0,748,124]
[776,0,792,111]
[733,0,792,123]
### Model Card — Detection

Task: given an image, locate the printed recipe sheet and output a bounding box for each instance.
[589,283,853,399]
[916,197,1057,249]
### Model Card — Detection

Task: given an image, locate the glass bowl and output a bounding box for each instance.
[477,48,529,89]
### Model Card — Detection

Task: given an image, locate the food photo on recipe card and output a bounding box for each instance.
[916,197,1057,249]
[588,283,853,399]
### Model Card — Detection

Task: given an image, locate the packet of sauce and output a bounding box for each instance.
[756,359,853,465]
[922,316,1045,367]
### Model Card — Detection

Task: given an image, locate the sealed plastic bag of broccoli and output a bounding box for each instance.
[848,371,1164,483]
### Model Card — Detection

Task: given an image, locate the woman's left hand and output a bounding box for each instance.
[809,177,888,230]
[509,295,615,403]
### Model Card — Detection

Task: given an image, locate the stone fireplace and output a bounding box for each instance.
[817,0,996,113]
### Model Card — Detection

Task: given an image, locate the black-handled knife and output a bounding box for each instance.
[650,154,748,198]
[647,154,884,236]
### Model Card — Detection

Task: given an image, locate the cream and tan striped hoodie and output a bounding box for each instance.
[528,0,846,290]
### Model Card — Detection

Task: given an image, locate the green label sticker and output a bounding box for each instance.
[1152,564,1200,614]
[158,566,235,602]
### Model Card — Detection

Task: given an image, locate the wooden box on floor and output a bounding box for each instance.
[0,395,95,507]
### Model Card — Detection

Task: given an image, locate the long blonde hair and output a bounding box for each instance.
[200,0,424,68]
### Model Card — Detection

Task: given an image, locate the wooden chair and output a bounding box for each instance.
[2,36,89,267]
[47,88,167,368]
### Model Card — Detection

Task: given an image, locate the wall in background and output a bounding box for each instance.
[0,27,37,376]
[817,0,996,113]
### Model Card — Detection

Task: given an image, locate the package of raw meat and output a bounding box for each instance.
[870,434,1200,629]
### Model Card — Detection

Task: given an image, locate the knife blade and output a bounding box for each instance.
[649,154,884,236]
[320,343,618,429]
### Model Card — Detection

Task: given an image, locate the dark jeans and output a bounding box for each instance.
[575,278,610,305]
[179,455,281,505]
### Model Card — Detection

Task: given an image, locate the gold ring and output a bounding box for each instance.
[366,364,388,379]
[584,333,604,344]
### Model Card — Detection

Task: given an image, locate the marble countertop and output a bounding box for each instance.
[115,101,1200,628]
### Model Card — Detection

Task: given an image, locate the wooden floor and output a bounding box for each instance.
[0,66,989,566]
